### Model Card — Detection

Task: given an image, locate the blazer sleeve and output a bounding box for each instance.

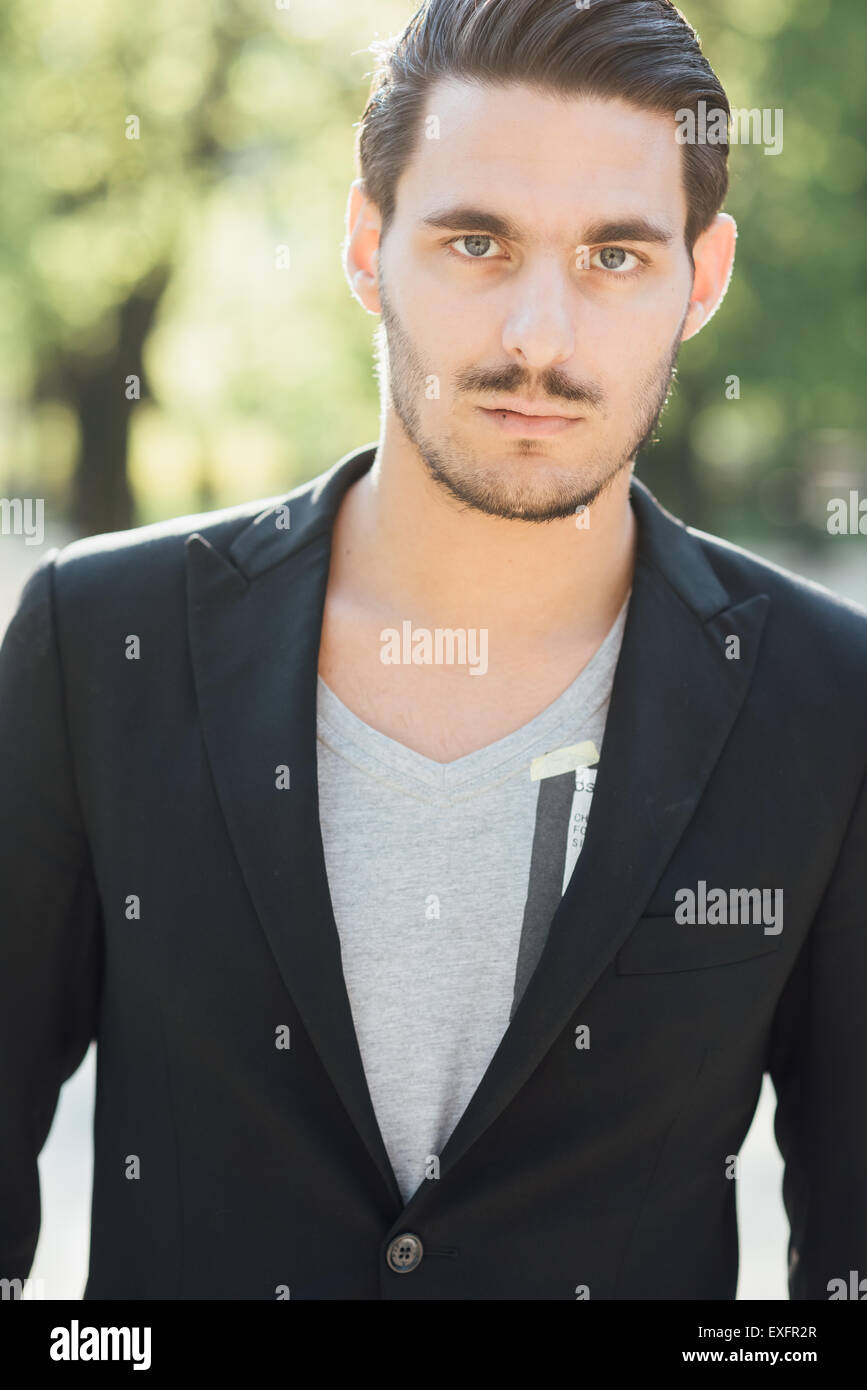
[767,765,867,1299]
[0,550,103,1283]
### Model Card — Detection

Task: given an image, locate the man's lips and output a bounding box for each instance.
[481,398,581,419]
[474,404,583,437]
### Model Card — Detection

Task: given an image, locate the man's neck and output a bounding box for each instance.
[329,418,638,656]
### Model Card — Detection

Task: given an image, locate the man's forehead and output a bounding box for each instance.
[421,75,680,154]
[403,76,686,233]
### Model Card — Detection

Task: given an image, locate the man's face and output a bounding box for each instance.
[370,80,698,521]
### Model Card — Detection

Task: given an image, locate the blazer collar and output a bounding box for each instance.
[186,442,770,1214]
[224,440,730,612]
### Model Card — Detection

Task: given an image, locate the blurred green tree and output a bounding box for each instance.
[0,0,863,544]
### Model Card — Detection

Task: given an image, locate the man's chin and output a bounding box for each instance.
[418,444,621,521]
[425,466,611,522]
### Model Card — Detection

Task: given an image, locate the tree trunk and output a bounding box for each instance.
[66,263,170,538]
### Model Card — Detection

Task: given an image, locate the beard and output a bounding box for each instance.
[374,274,684,523]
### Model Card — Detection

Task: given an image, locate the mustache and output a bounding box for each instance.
[456,366,605,411]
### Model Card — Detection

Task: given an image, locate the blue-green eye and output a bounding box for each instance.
[592,247,639,272]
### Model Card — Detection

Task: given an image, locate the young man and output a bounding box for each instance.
[1,0,865,1301]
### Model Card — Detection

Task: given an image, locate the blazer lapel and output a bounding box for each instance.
[186,445,403,1207]
[186,441,771,1216]
[417,480,771,1202]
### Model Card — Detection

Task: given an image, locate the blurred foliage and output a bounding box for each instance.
[0,0,864,545]
[644,0,867,546]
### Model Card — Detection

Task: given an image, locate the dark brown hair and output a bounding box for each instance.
[356,0,730,250]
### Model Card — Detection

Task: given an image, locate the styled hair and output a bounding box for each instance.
[356,0,730,249]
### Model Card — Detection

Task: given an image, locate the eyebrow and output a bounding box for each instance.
[420,205,675,246]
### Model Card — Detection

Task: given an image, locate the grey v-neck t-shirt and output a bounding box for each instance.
[316,596,630,1205]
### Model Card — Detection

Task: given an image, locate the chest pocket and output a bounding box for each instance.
[615,913,783,975]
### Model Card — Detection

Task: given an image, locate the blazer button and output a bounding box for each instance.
[386,1232,424,1273]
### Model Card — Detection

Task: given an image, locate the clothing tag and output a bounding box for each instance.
[530,739,599,782]
[562,763,598,895]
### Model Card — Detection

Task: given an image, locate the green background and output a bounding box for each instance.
[1,0,864,552]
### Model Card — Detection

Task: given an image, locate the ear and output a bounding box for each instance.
[681,212,737,342]
[343,178,382,313]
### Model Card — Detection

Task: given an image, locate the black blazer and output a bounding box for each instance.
[1,443,865,1300]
